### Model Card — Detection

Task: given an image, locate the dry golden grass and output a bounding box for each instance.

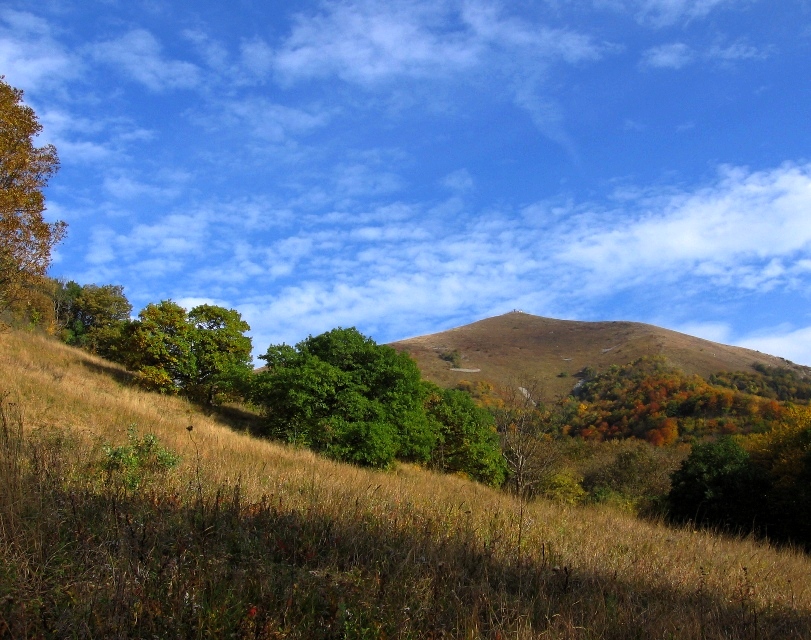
[2,328,810,638]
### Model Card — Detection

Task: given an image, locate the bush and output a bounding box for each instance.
[668,437,769,532]
[102,427,180,490]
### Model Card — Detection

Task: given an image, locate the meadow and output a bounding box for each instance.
[2,329,810,638]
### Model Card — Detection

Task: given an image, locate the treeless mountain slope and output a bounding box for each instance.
[390,311,803,400]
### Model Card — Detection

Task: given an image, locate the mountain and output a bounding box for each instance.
[390,311,805,401]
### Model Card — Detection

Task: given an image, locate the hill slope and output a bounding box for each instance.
[2,330,811,638]
[391,311,803,400]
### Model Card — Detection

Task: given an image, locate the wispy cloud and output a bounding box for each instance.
[630,0,737,27]
[64,155,811,362]
[212,161,811,350]
[641,39,768,69]
[90,29,200,91]
[273,0,607,85]
[441,169,475,192]
[641,42,695,68]
[0,9,81,93]
[560,163,811,292]
[274,1,480,84]
[219,98,331,143]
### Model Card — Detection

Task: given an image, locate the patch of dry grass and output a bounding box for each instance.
[1,329,810,638]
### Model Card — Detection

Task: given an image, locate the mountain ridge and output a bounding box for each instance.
[390,311,805,401]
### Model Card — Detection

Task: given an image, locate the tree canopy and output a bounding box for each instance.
[57,281,132,360]
[251,327,505,483]
[0,77,65,312]
[123,300,252,405]
[252,327,433,468]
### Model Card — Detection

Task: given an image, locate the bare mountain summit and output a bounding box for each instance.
[390,312,803,401]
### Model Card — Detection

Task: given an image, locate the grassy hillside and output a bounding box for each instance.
[391,312,805,401]
[2,329,811,638]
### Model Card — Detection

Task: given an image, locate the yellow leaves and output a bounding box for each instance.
[747,405,811,488]
[0,77,64,312]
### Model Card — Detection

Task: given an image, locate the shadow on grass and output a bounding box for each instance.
[3,462,809,640]
[79,359,137,386]
[207,402,266,435]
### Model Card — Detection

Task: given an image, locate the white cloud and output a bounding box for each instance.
[707,41,769,62]
[441,169,475,192]
[737,326,811,367]
[641,39,769,70]
[73,158,811,364]
[274,1,479,83]
[221,98,330,143]
[38,109,154,164]
[239,37,275,78]
[0,9,80,93]
[228,162,811,351]
[560,163,811,292]
[90,29,200,91]
[631,0,735,27]
[640,42,694,68]
[102,174,184,201]
[274,0,605,85]
[513,89,577,157]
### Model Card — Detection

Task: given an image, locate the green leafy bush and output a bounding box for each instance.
[102,427,180,489]
[667,437,768,531]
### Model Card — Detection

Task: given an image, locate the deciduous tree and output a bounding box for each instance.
[251,327,432,468]
[0,77,65,312]
[59,282,132,360]
[122,300,253,404]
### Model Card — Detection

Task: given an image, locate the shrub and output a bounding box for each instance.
[102,427,180,490]
[668,437,769,532]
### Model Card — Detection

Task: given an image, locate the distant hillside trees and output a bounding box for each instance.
[123,300,252,405]
[709,363,811,402]
[251,327,505,483]
[668,406,811,548]
[0,77,65,317]
[561,356,782,444]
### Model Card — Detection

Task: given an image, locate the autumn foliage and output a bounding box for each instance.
[0,77,65,314]
[559,356,788,445]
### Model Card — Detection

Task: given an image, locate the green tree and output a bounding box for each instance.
[185,304,253,405]
[123,300,195,393]
[251,327,435,468]
[668,437,769,531]
[59,282,132,360]
[0,77,65,313]
[122,300,252,404]
[425,384,506,487]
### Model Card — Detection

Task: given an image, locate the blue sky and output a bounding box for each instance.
[4,0,811,364]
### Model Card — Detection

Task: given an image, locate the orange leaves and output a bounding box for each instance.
[0,77,64,311]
